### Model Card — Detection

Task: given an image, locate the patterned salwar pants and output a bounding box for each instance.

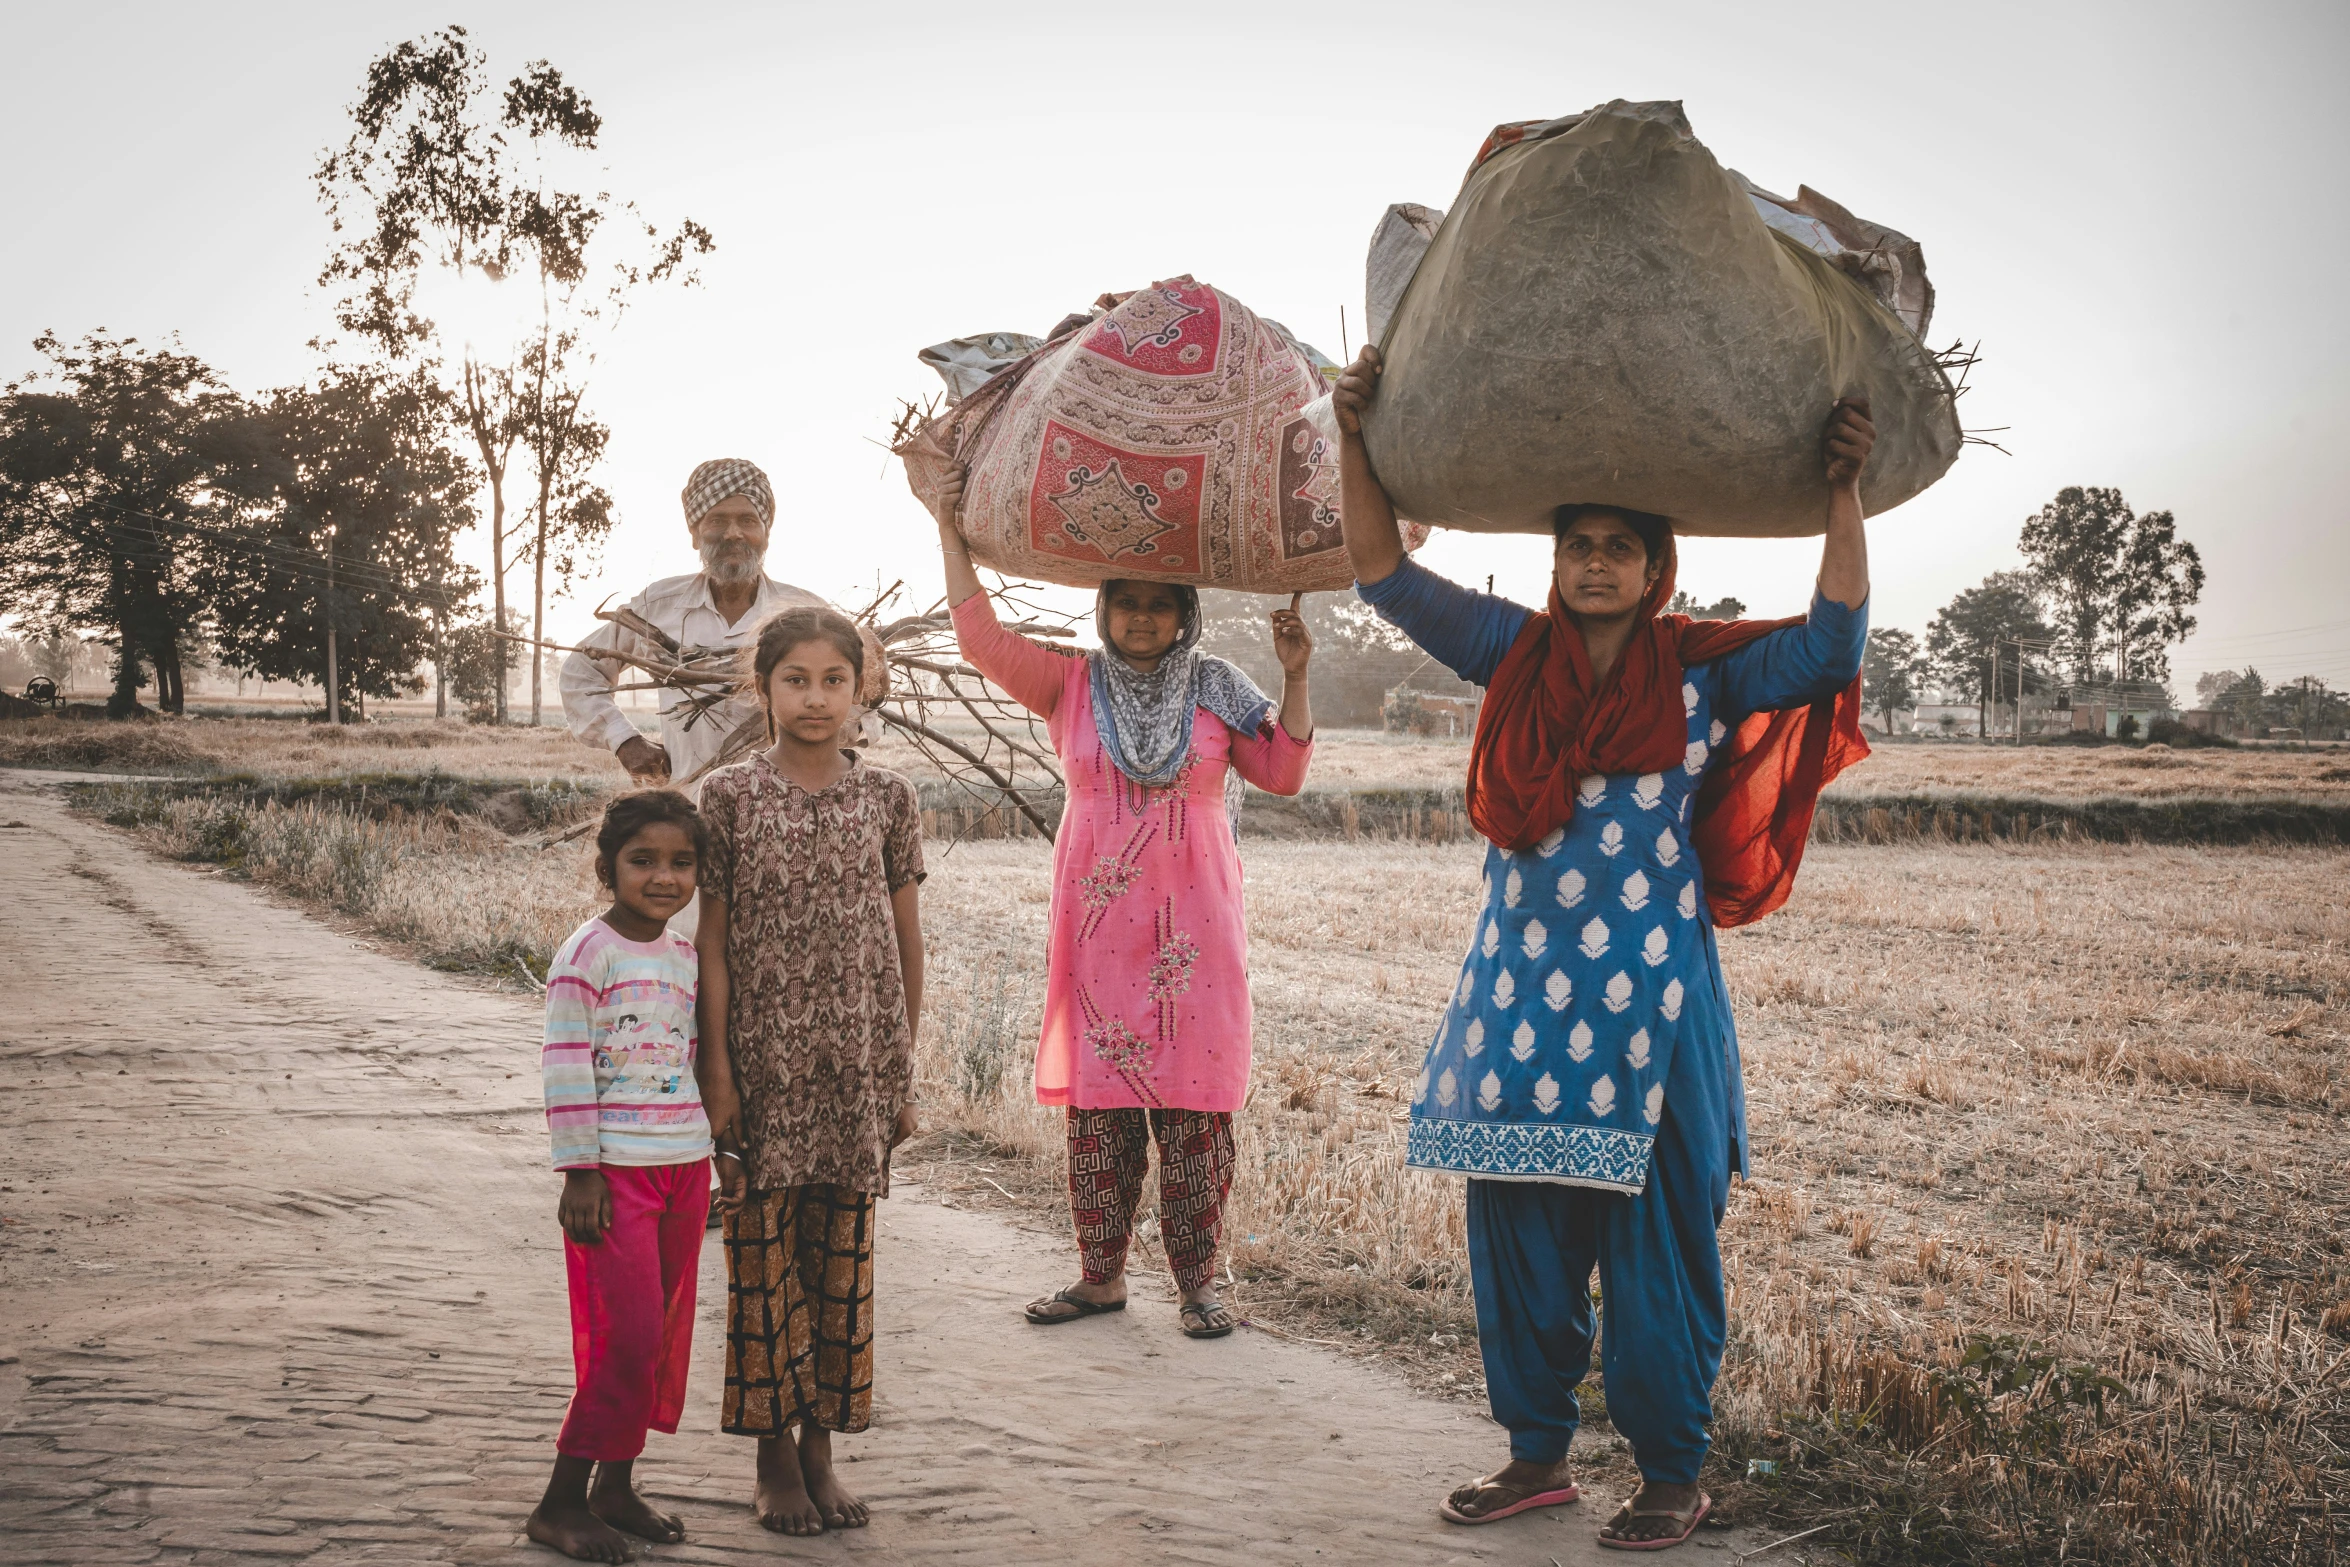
[1067,1107,1235,1291]
[721,1184,876,1437]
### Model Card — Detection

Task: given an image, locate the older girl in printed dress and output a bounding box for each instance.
[932,466,1315,1340]
[1333,347,1875,1550]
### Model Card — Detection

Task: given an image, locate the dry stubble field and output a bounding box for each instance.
[8,713,2348,1563]
[10,709,2346,801]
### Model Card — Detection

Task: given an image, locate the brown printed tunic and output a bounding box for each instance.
[699,752,925,1196]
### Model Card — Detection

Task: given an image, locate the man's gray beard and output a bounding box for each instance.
[699,539,767,589]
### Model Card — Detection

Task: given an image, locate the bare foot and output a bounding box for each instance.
[798,1426,869,1530]
[588,1459,683,1543]
[1441,1456,1578,1523]
[1598,1480,1708,1546]
[526,1500,632,1562]
[753,1434,824,1536]
[1024,1273,1127,1322]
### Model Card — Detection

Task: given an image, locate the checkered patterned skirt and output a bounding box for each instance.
[721,1184,875,1436]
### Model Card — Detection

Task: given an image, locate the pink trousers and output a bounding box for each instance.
[558,1160,711,1461]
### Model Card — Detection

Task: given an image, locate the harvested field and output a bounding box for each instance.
[52,757,2350,1563]
[1832,738,2350,802]
[0,713,610,781]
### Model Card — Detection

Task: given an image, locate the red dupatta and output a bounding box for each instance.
[1464,535,1869,928]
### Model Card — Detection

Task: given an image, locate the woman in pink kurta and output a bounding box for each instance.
[934,472,1313,1338]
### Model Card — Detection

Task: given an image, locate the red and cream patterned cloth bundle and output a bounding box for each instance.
[899,277,1422,594]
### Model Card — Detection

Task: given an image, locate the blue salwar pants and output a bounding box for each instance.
[1464,1035,1733,1485]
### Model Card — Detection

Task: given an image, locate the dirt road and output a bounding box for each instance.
[0,772,1772,1565]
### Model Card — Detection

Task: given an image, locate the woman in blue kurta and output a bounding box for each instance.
[1333,346,1875,1549]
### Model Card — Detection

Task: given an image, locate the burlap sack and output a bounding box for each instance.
[900,277,1422,593]
[1363,101,1963,538]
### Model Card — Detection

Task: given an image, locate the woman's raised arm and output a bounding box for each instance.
[1334,347,1408,587]
[1712,401,1877,718]
[935,466,1071,717]
[934,465,987,609]
[1817,398,1873,612]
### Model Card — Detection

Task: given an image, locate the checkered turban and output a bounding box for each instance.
[681,458,774,529]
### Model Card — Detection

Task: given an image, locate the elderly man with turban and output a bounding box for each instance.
[562,458,828,788]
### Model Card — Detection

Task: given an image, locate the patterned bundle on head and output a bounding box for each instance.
[1088,582,1272,788]
[897,275,1428,592]
[682,457,774,527]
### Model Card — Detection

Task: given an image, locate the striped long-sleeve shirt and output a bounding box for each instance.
[542,917,713,1170]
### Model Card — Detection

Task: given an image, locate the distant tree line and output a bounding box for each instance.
[0,26,705,722]
[2195,668,2347,739]
[1863,486,2219,733]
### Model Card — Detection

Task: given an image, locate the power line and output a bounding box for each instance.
[2178,621,2350,652]
[13,495,474,615]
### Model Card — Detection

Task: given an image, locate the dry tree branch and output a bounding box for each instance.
[524,575,1070,848]
[873,704,1056,839]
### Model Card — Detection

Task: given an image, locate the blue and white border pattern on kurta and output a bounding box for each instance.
[1407,1116,1655,1193]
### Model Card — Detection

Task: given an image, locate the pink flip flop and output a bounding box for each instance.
[1438,1476,1581,1525]
[1595,1490,1712,1550]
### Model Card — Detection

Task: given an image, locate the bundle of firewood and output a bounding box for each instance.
[507,578,1071,846]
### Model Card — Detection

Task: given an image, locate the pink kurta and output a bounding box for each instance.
[953,595,1313,1112]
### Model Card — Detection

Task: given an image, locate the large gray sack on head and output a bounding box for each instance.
[1361,100,1962,538]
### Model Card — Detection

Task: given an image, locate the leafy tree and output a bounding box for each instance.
[1924,571,2054,704]
[1862,627,1924,728]
[1668,590,1747,619]
[2018,486,2203,684]
[2193,667,2247,707]
[439,614,514,720]
[204,366,479,714]
[317,28,710,724]
[2265,676,2348,739]
[2189,667,2272,730]
[0,331,246,714]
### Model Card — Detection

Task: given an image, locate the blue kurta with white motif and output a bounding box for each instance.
[1358,561,1866,1194]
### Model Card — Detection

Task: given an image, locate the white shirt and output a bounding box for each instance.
[560,571,827,789]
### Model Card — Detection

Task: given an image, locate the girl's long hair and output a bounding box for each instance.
[749,605,867,742]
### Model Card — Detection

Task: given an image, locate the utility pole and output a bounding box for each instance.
[2015,640,2025,745]
[1984,645,1998,740]
[323,524,341,725]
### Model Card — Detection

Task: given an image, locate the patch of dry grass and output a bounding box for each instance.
[2,714,614,782]
[76,784,601,982]
[1832,739,2350,803]
[916,838,2350,1562]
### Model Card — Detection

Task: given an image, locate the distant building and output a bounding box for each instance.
[2063,681,2173,739]
[2183,708,2249,739]
[1910,701,1979,737]
[1385,684,1481,739]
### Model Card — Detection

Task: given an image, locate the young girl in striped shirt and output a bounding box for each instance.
[528,789,740,1563]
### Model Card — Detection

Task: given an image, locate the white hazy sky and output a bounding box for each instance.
[4,0,2345,696]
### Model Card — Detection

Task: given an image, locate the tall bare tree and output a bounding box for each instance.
[316,30,705,725]
[502,68,711,723]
